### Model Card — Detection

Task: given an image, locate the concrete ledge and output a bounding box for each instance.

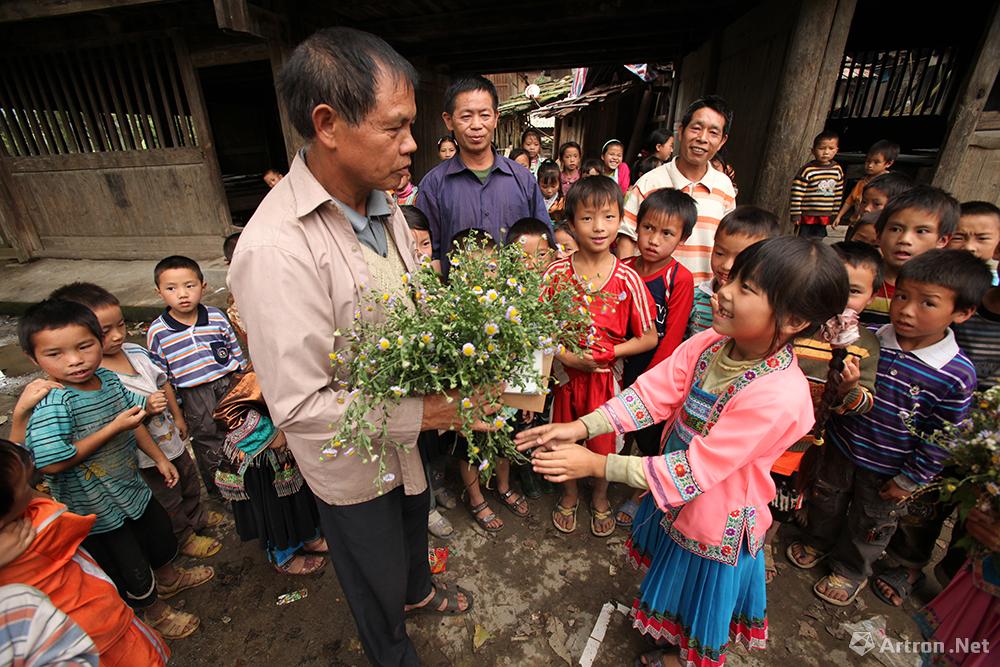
[0,258,231,320]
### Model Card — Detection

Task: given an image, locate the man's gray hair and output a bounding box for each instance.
[277,27,418,139]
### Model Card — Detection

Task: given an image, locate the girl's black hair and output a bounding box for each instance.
[520,128,542,145]
[581,158,603,174]
[644,128,672,153]
[728,237,849,355]
[401,205,429,232]
[558,141,581,161]
[601,139,623,155]
[508,148,529,164]
[537,160,561,186]
[437,135,458,148]
[0,439,32,519]
[635,155,663,180]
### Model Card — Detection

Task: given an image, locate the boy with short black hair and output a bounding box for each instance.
[835,139,899,227]
[687,205,781,337]
[790,130,844,238]
[862,185,959,328]
[15,299,211,639]
[950,200,1000,284]
[223,233,240,264]
[49,281,223,559]
[792,248,992,606]
[148,255,247,492]
[859,171,915,219]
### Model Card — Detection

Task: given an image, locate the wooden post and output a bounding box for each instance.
[752,0,856,225]
[625,87,653,163]
[931,3,1000,194]
[0,158,42,261]
[171,32,232,234]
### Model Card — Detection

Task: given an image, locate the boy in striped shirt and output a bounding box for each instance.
[148,256,247,492]
[791,249,992,606]
[790,131,844,239]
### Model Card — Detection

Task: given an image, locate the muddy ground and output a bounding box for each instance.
[0,314,934,667]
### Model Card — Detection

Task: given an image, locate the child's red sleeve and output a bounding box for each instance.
[624,270,655,336]
[649,265,694,369]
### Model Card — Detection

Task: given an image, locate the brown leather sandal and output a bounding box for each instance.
[468,500,504,532]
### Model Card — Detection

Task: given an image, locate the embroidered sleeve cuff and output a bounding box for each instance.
[605,454,649,489]
[581,411,613,439]
[664,449,703,502]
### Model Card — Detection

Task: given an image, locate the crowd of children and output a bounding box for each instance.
[2,102,999,667]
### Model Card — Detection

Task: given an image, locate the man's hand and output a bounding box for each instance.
[420,392,500,432]
[146,390,168,415]
[529,442,605,483]
[269,431,288,451]
[879,479,911,503]
[111,406,147,434]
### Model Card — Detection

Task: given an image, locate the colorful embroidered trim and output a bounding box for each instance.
[658,506,760,566]
[665,450,702,502]
[630,600,767,667]
[618,388,655,429]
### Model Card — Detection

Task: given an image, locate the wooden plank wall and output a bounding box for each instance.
[4,147,229,259]
[675,0,796,205]
[411,66,451,183]
[950,126,1000,205]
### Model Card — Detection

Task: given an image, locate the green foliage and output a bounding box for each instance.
[905,385,1000,548]
[325,235,592,490]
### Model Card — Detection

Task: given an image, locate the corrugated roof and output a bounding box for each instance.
[533,81,638,118]
[498,75,574,116]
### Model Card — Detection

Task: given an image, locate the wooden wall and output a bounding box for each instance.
[412,66,451,183]
[3,148,230,259]
[675,0,796,204]
[950,113,1000,205]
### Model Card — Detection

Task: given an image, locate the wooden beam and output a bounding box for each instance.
[751,0,856,227]
[268,38,302,166]
[932,2,1000,194]
[171,31,233,234]
[213,0,282,41]
[0,158,42,261]
[0,0,165,23]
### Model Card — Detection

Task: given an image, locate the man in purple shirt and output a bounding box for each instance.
[416,76,550,276]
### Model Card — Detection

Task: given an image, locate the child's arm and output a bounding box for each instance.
[30,405,148,475]
[833,168,845,212]
[9,379,64,443]
[649,269,695,369]
[613,327,658,359]
[162,382,188,441]
[133,424,179,488]
[224,320,249,371]
[834,342,879,416]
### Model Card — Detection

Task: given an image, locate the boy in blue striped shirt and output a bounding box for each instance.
[147,256,247,492]
[790,249,993,606]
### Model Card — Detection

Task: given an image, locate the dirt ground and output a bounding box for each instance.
[0,314,935,667]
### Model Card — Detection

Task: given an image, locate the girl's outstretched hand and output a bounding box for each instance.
[529,443,606,483]
[514,420,588,452]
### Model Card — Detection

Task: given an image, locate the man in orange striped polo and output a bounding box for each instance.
[622,96,737,284]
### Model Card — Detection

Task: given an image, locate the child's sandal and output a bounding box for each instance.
[496,488,530,518]
[146,604,200,640]
[467,500,504,533]
[203,510,226,529]
[179,534,222,559]
[786,541,825,569]
[763,544,777,583]
[590,505,615,538]
[156,565,215,599]
[814,574,867,606]
[552,501,579,534]
[273,554,326,575]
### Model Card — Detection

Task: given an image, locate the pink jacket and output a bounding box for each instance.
[599,330,814,565]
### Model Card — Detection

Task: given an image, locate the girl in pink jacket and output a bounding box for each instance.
[516,236,850,667]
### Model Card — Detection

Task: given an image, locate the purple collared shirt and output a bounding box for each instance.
[415,151,551,274]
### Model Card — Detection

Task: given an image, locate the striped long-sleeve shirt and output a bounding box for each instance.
[0,584,98,666]
[146,304,247,388]
[826,325,976,487]
[789,160,844,218]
